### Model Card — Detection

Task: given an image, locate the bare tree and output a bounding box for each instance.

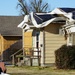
[17,0,49,15]
[17,0,29,15]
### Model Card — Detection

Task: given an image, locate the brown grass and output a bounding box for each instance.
[6,66,75,75]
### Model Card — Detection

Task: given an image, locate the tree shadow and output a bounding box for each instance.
[2,40,22,64]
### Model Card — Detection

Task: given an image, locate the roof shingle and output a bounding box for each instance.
[0,16,23,36]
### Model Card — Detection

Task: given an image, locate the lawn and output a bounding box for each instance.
[6,66,75,75]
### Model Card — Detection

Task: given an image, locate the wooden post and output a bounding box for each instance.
[38,50,41,66]
[30,50,32,66]
[12,55,15,65]
[30,57,32,66]
[23,29,25,60]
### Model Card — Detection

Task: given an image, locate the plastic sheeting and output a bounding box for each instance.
[18,8,75,31]
[18,15,30,30]
[68,27,75,33]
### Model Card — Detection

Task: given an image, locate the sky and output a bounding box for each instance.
[0,0,75,16]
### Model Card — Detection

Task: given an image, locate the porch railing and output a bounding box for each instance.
[10,48,23,65]
[10,47,41,66]
[24,47,41,66]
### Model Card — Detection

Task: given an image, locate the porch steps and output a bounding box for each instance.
[10,48,23,65]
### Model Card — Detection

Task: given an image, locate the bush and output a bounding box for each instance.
[55,45,75,69]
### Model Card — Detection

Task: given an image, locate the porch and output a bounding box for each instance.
[11,47,41,66]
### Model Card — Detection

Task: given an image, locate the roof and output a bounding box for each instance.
[18,8,75,30]
[33,13,55,24]
[58,8,75,19]
[0,16,23,36]
[72,11,75,19]
[18,12,66,30]
[59,8,75,13]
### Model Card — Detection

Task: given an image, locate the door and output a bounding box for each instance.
[32,30,40,54]
[36,31,40,49]
[32,30,40,66]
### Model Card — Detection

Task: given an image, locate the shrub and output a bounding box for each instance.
[55,45,75,69]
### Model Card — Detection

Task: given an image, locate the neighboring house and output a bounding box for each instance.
[0,16,23,64]
[18,8,75,66]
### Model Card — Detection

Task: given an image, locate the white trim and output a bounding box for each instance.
[40,30,45,66]
[67,34,73,46]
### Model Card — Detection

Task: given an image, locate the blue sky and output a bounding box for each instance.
[48,0,75,10]
[0,0,75,16]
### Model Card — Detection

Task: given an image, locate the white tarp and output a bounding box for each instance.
[50,8,74,22]
[68,26,75,33]
[18,12,58,30]
[18,15,30,30]
[30,12,57,28]
[17,8,74,30]
[50,8,67,14]
[30,12,66,28]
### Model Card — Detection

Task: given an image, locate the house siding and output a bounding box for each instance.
[0,35,3,60]
[24,29,32,54]
[1,36,22,61]
[44,23,66,64]
[72,33,75,45]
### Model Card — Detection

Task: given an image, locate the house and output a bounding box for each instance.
[0,16,23,64]
[18,8,75,66]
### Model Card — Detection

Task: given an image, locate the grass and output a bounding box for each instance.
[6,66,75,75]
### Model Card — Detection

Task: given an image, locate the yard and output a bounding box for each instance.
[6,66,75,75]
